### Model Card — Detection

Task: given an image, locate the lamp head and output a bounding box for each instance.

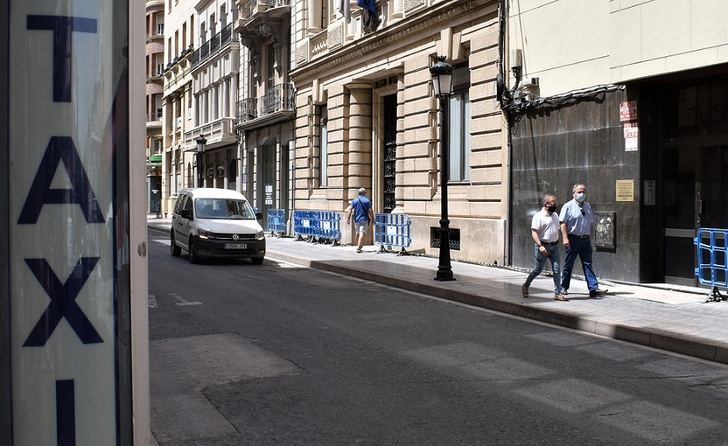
[195,134,207,153]
[430,55,453,100]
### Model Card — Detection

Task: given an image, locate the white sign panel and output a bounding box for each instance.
[10,2,121,445]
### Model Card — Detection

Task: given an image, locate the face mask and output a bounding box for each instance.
[575,192,586,202]
[546,205,557,213]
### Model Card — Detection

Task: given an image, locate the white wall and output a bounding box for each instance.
[509,0,728,96]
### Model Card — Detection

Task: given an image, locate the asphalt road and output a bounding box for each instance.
[148,228,728,446]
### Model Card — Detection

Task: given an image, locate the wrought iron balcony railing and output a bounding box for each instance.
[236,84,295,126]
[190,23,237,69]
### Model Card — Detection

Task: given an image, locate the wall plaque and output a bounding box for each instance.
[616,179,634,202]
[593,212,616,251]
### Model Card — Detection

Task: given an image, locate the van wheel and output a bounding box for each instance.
[171,231,181,257]
[188,237,200,264]
[251,257,264,265]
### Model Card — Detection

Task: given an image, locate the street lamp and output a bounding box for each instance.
[430,55,454,281]
[195,134,207,188]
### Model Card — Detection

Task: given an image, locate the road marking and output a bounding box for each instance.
[170,292,202,306]
[153,239,171,246]
[148,294,157,309]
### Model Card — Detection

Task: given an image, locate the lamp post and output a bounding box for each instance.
[430,55,455,281]
[195,134,207,188]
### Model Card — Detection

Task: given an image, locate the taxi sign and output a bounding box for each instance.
[3,1,142,445]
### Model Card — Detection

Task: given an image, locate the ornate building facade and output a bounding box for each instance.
[236,0,295,222]
[146,0,165,215]
[289,0,506,263]
[161,0,240,216]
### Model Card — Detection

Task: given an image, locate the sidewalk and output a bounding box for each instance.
[147,216,728,365]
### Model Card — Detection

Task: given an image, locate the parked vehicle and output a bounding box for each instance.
[170,188,266,264]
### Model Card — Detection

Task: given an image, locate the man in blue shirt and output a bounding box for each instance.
[559,184,608,298]
[346,188,375,253]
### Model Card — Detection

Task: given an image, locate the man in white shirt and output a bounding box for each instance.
[522,195,566,301]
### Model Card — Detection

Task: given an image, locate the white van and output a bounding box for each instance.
[170,188,266,264]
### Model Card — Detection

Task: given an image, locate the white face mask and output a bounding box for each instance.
[575,192,586,202]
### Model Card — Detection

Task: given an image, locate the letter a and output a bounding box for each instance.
[18,136,105,224]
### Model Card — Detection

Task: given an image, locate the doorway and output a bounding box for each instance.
[258,140,277,227]
[382,94,397,213]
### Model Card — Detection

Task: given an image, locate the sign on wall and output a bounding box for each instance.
[8,2,130,445]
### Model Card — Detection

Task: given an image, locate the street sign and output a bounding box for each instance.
[5,1,138,445]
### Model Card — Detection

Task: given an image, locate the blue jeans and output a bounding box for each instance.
[524,243,561,294]
[560,236,599,292]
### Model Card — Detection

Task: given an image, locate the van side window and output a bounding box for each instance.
[183,196,193,214]
[174,195,185,214]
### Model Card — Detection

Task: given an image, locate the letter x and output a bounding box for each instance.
[23,257,103,347]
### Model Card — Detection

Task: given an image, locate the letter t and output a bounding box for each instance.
[27,15,97,103]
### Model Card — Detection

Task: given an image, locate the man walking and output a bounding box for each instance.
[559,184,608,298]
[345,188,375,253]
[522,195,566,301]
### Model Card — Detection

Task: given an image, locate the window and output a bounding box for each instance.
[448,65,471,182]
[220,5,227,28]
[319,106,328,186]
[168,37,172,63]
[182,23,187,49]
[210,14,216,36]
[155,13,164,35]
[174,30,179,58]
[200,22,206,45]
[190,15,194,46]
[154,54,164,76]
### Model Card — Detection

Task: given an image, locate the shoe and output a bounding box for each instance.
[356,248,363,253]
[554,294,569,301]
[589,288,608,298]
[521,284,529,298]
[561,289,568,296]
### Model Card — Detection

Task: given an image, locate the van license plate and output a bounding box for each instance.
[225,243,247,250]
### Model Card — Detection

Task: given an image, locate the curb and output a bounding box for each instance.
[266,251,728,365]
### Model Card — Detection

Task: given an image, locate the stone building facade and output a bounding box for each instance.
[507,0,728,285]
[236,0,295,222]
[161,0,241,215]
[146,0,165,215]
[289,0,506,264]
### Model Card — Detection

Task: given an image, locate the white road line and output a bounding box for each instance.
[170,292,202,306]
[153,239,171,246]
[148,294,158,309]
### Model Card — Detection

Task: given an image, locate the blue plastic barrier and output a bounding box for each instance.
[293,210,341,245]
[266,209,287,236]
[374,213,412,255]
[695,227,728,301]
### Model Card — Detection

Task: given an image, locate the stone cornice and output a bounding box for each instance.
[290,0,494,83]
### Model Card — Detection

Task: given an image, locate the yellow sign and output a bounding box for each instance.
[616,180,634,202]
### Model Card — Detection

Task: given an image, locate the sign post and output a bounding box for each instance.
[2,1,149,445]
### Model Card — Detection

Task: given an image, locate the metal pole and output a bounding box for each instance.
[435,96,454,281]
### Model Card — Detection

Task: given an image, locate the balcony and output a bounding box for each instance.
[190,23,237,69]
[237,83,295,130]
[183,117,237,149]
[238,0,290,38]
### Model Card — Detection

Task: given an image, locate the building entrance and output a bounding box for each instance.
[382,94,397,213]
[659,79,728,285]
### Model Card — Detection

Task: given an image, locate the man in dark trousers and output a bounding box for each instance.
[345,188,375,253]
[559,183,608,298]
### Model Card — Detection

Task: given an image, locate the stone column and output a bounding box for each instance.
[307,0,321,32]
[347,84,372,193]
[347,84,373,244]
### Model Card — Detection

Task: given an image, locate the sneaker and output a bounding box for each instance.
[521,284,529,298]
[356,248,363,253]
[561,289,568,296]
[554,294,569,301]
[589,288,608,298]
